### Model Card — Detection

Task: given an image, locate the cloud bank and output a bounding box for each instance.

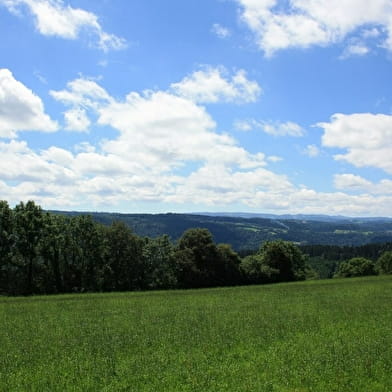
[236,0,392,56]
[1,66,392,216]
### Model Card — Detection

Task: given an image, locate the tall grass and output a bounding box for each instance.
[1,276,391,391]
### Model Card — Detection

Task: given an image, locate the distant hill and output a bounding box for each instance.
[51,211,392,251]
[193,212,392,222]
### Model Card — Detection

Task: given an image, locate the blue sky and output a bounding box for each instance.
[1,0,392,216]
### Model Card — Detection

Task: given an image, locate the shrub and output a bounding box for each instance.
[377,251,392,275]
[334,257,377,278]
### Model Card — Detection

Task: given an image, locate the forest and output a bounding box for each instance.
[1,200,391,296]
[54,210,392,250]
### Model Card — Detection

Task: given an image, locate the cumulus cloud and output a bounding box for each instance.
[0,140,75,183]
[334,173,392,195]
[318,113,392,173]
[0,69,283,211]
[0,68,58,138]
[2,68,392,216]
[50,77,112,131]
[236,0,392,56]
[170,67,261,104]
[0,0,127,51]
[98,90,266,171]
[334,173,373,191]
[2,132,392,215]
[50,77,112,108]
[64,108,91,132]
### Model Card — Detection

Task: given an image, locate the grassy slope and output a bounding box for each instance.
[1,276,391,392]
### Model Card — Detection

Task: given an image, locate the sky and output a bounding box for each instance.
[1,0,392,216]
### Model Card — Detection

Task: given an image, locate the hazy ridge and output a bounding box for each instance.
[51,211,392,251]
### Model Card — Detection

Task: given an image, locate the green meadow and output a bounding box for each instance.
[1,276,391,392]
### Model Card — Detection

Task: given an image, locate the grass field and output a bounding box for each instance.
[1,276,391,391]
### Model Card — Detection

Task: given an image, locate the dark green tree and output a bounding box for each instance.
[259,240,307,282]
[102,221,144,291]
[0,201,14,294]
[175,228,220,288]
[39,213,70,293]
[13,201,45,294]
[377,251,392,274]
[215,243,242,286]
[142,235,177,289]
[240,253,279,284]
[334,257,377,278]
[66,215,105,292]
[174,228,242,288]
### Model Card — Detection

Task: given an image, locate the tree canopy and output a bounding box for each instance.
[0,200,389,296]
[334,257,377,278]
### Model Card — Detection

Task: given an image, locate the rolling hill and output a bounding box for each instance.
[51,211,392,251]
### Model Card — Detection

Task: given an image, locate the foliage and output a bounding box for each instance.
[377,251,392,274]
[13,201,45,294]
[102,221,144,291]
[174,228,241,288]
[1,202,247,295]
[240,253,279,284]
[301,242,392,278]
[0,199,390,295]
[0,201,14,294]
[53,210,392,250]
[241,240,308,284]
[334,257,377,278]
[142,235,177,289]
[260,240,307,282]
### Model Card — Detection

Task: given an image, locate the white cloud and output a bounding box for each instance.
[236,0,392,56]
[340,43,369,58]
[211,23,231,38]
[285,188,392,216]
[234,119,253,131]
[334,173,392,195]
[0,140,75,183]
[334,173,372,191]
[261,121,305,137]
[362,27,381,39]
[41,146,74,166]
[98,89,266,171]
[0,0,127,51]
[235,119,305,137]
[2,132,392,215]
[164,164,294,205]
[64,108,91,132]
[318,113,392,173]
[170,66,261,104]
[2,69,392,216]
[0,68,58,138]
[267,155,283,162]
[50,77,112,108]
[50,77,112,131]
[303,144,320,157]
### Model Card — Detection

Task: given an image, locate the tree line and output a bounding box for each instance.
[301,243,392,278]
[0,200,391,296]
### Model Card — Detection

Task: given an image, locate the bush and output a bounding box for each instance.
[334,257,377,278]
[377,251,392,274]
[240,240,307,284]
